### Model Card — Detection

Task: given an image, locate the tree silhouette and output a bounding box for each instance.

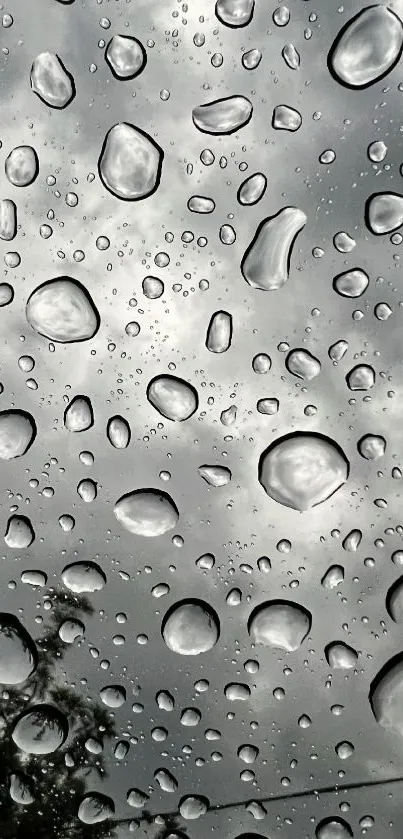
[0,589,118,839]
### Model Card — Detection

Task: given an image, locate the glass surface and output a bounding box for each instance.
[0,0,403,836]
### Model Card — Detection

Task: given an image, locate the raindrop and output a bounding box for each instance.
[248,600,311,651]
[286,349,321,380]
[99,123,163,201]
[143,276,164,298]
[61,561,106,593]
[238,744,259,763]
[12,705,68,754]
[30,52,75,108]
[370,655,403,734]
[333,231,356,253]
[5,516,35,549]
[206,310,232,353]
[242,48,262,69]
[105,35,146,79]
[273,5,289,26]
[325,642,358,669]
[282,43,300,69]
[346,364,375,391]
[272,105,302,132]
[154,768,178,792]
[386,577,403,622]
[225,682,251,700]
[0,410,36,459]
[357,434,386,460]
[242,207,306,291]
[329,340,348,362]
[9,771,35,805]
[147,375,198,421]
[100,685,126,708]
[237,173,267,206]
[336,741,354,759]
[0,283,14,306]
[21,570,47,587]
[156,690,174,710]
[365,192,403,235]
[333,269,369,298]
[258,432,349,511]
[78,793,115,824]
[77,479,97,503]
[59,619,85,644]
[5,146,38,187]
[328,6,403,89]
[257,398,279,415]
[162,599,219,655]
[316,817,353,838]
[0,614,37,684]
[321,565,344,589]
[26,277,99,343]
[198,465,232,487]
[179,796,209,820]
[64,395,93,432]
[107,416,131,448]
[192,96,253,135]
[368,141,387,162]
[0,199,16,241]
[114,488,179,537]
[342,529,362,552]
[252,353,271,373]
[215,0,254,28]
[188,195,215,214]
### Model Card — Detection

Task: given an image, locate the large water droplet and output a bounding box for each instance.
[0,614,37,684]
[99,123,163,201]
[286,349,321,380]
[26,277,99,343]
[321,565,344,589]
[342,529,362,552]
[179,795,209,819]
[328,6,403,89]
[0,199,16,241]
[272,104,302,131]
[5,515,35,549]
[154,768,178,792]
[30,52,75,108]
[205,310,232,353]
[147,375,198,421]
[333,268,369,298]
[248,600,311,651]
[107,415,131,448]
[9,771,35,805]
[198,465,232,487]
[114,488,179,537]
[357,434,386,459]
[59,618,85,644]
[192,96,253,135]
[78,793,115,824]
[316,818,353,839]
[188,195,215,214]
[100,685,126,708]
[5,146,38,187]
[215,0,254,27]
[12,705,68,754]
[64,395,93,432]
[242,48,262,69]
[259,432,349,511]
[62,561,106,593]
[365,192,403,234]
[237,173,267,206]
[242,207,306,291]
[346,364,375,391]
[105,35,146,79]
[370,655,403,735]
[162,599,219,654]
[386,577,403,622]
[325,641,358,669]
[0,410,36,459]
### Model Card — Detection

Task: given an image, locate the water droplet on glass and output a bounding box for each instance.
[346,364,375,391]
[272,105,302,132]
[273,5,289,26]
[215,0,254,27]
[357,434,385,459]
[12,705,68,754]
[329,340,348,362]
[368,140,387,162]
[30,52,75,108]
[114,488,179,537]
[107,415,131,448]
[333,268,369,298]
[64,395,93,432]
[78,793,115,824]
[206,310,232,353]
[316,817,353,838]
[242,207,306,291]
[370,655,403,735]
[282,43,300,69]
[192,96,253,135]
[147,375,198,421]
[328,6,403,89]
[386,577,403,622]
[0,614,37,684]
[198,465,232,487]
[77,478,97,503]
[105,35,146,79]
[248,600,311,651]
[0,199,16,241]
[61,561,106,593]
[325,641,358,669]
[26,277,99,343]
[0,410,36,459]
[100,685,126,708]
[9,771,35,805]
[162,599,219,655]
[242,48,262,69]
[99,123,163,201]
[238,744,259,763]
[188,195,215,214]
[5,515,35,549]
[259,432,349,511]
[257,398,279,415]
[59,619,85,644]
[5,146,38,187]
[286,349,321,380]
[143,275,164,298]
[179,795,209,820]
[321,565,344,589]
[333,231,356,253]
[342,529,362,552]
[366,192,403,235]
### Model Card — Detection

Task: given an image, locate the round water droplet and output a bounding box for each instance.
[147,375,198,421]
[143,275,164,298]
[179,795,209,820]
[77,479,97,503]
[346,364,375,391]
[114,488,179,537]
[316,817,353,838]
[12,705,68,754]
[107,415,131,449]
[99,123,163,201]
[272,104,302,132]
[192,96,253,135]
[286,349,321,380]
[328,6,403,89]
[26,277,99,343]
[5,515,35,549]
[259,432,349,511]
[162,599,219,655]
[325,642,358,669]
[188,195,215,214]
[30,52,75,108]
[238,744,259,763]
[0,283,14,306]
[78,793,115,824]
[105,35,146,79]
[59,619,85,644]
[248,600,311,651]
[242,207,306,291]
[252,353,271,373]
[368,140,387,162]
[333,268,369,298]
[336,741,354,759]
[225,682,251,700]
[357,434,385,459]
[100,685,126,708]
[370,655,403,735]
[366,192,403,235]
[5,146,38,187]
[0,410,36,460]
[64,395,93,432]
[0,614,37,684]
[62,561,106,593]
[215,0,254,27]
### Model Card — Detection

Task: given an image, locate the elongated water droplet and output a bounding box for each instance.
[206,310,232,353]
[328,339,348,362]
[272,104,302,131]
[30,52,75,108]
[0,614,37,684]
[188,195,215,213]
[5,146,38,187]
[105,35,146,79]
[99,123,163,201]
[334,231,356,252]
[5,515,35,549]
[154,768,178,792]
[9,771,35,805]
[242,48,262,69]
[107,415,131,448]
[198,465,232,487]
[64,395,93,431]
[386,577,403,622]
[26,277,99,343]
[282,43,300,69]
[62,561,106,593]
[237,172,267,205]
[242,207,306,291]
[192,96,253,135]
[248,600,311,651]
[366,192,403,234]
[225,682,250,700]
[78,793,115,824]
[0,410,36,459]
[259,432,349,511]
[333,268,369,298]
[328,6,403,89]
[215,0,254,27]
[325,641,358,669]
[162,599,219,654]
[370,655,403,734]
[12,705,68,754]
[147,375,198,421]
[114,488,179,537]
[321,565,344,589]
[342,529,362,552]
[286,349,321,380]
[0,199,16,241]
